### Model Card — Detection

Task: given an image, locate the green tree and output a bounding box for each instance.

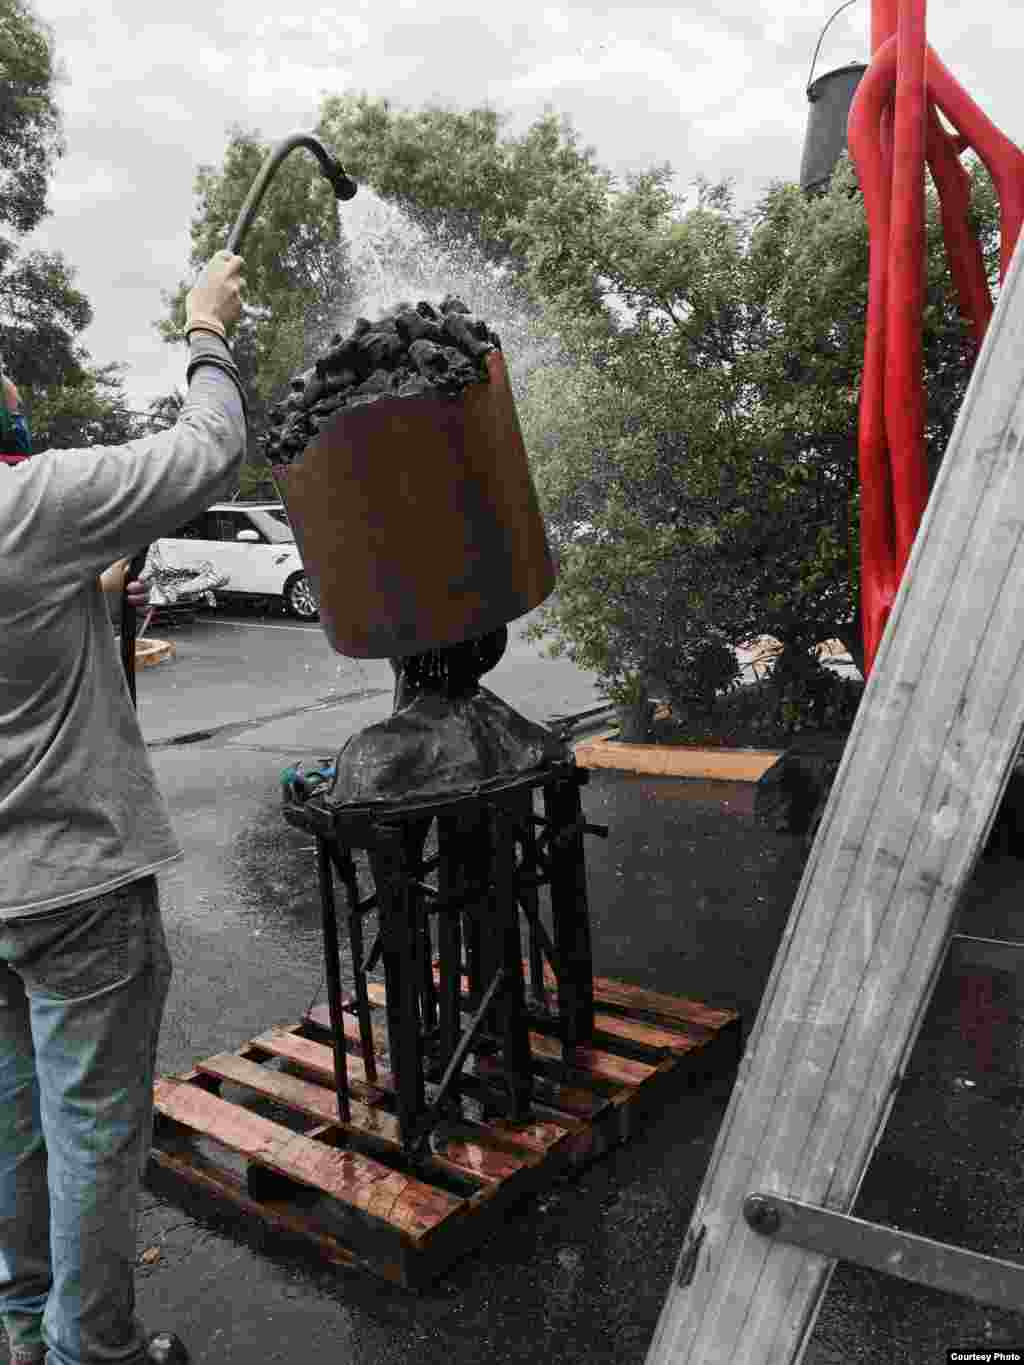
[317,96,609,284]
[0,0,64,235]
[24,361,152,450]
[0,0,94,394]
[517,154,999,717]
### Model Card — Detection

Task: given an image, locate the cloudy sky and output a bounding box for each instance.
[23,0,1023,413]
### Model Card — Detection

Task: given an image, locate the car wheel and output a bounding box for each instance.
[283,571,319,620]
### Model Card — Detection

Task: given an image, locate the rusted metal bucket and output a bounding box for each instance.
[272,350,556,658]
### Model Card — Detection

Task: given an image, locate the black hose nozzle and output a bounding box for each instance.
[226,132,358,255]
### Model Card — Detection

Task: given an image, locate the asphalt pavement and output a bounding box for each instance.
[3,604,1021,1365]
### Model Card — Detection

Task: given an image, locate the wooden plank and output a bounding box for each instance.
[469,1056,609,1122]
[247,1027,392,1101]
[198,1054,540,1189]
[362,979,655,1086]
[153,1078,463,1241]
[526,1030,656,1087]
[588,976,738,1036]
[198,1052,400,1142]
[573,737,780,782]
[527,959,739,1038]
[647,235,1024,1364]
[147,1146,380,1276]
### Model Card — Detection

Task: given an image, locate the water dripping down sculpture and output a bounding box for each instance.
[265,295,566,803]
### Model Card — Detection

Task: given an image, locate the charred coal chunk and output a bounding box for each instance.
[302,372,326,407]
[394,374,436,399]
[439,294,471,316]
[437,346,479,388]
[355,328,405,375]
[441,311,493,359]
[354,367,392,396]
[394,308,446,346]
[408,338,449,380]
[316,340,360,378]
[416,301,439,321]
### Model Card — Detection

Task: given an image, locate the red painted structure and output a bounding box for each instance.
[847,0,1024,673]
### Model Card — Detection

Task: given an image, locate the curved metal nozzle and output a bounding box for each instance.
[226,132,357,255]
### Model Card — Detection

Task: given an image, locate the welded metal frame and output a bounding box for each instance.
[286,761,608,1153]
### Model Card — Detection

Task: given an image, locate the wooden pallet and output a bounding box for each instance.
[149,973,741,1288]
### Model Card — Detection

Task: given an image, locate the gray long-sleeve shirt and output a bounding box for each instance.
[0,334,246,919]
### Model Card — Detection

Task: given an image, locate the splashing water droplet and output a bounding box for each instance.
[305,189,567,399]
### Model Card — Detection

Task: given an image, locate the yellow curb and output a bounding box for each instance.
[574,730,782,782]
[133,638,175,670]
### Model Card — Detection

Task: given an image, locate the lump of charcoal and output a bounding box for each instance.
[408,338,449,379]
[290,367,314,393]
[302,373,326,408]
[323,369,358,396]
[434,349,480,393]
[311,394,347,418]
[488,331,501,350]
[441,311,492,359]
[354,368,392,396]
[393,308,445,347]
[439,294,471,315]
[395,375,436,399]
[317,341,360,378]
[416,301,439,321]
[355,329,405,374]
[352,317,372,337]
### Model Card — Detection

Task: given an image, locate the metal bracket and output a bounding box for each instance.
[743,1193,1024,1312]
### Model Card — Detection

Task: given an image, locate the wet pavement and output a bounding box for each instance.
[3,613,1022,1364]
[145,771,1022,1365]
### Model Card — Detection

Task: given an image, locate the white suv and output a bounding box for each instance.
[157,503,319,619]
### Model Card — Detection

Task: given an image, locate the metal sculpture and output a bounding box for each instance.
[847,0,1024,672]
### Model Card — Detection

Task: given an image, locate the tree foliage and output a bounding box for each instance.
[0,0,101,422]
[0,0,64,235]
[26,361,147,450]
[516,154,999,714]
[317,96,609,283]
[160,93,999,727]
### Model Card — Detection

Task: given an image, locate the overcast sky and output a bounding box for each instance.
[23,0,1023,413]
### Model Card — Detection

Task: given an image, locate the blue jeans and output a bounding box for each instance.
[0,877,171,1365]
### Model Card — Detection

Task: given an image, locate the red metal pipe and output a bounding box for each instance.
[849,37,900,670]
[925,103,993,351]
[871,0,898,53]
[925,47,1024,279]
[885,0,930,569]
